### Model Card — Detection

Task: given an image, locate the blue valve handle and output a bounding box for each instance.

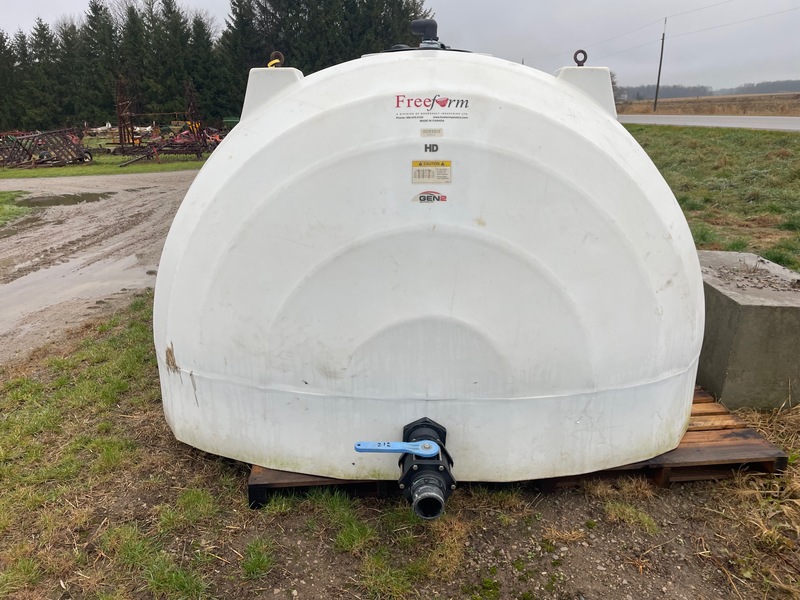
[354,440,440,458]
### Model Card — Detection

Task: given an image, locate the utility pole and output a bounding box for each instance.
[653,17,667,112]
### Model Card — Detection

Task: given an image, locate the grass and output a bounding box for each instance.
[1,293,800,597]
[0,191,30,226]
[626,125,800,271]
[0,145,205,179]
[0,292,217,599]
[158,488,219,532]
[241,537,276,579]
[306,488,378,554]
[603,501,660,535]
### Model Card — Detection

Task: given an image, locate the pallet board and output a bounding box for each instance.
[248,387,788,505]
[613,388,786,483]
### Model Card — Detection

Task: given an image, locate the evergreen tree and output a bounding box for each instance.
[118,5,147,114]
[218,0,265,115]
[256,0,429,74]
[0,30,15,129]
[10,30,32,129]
[219,0,430,116]
[139,0,165,114]
[1,0,432,129]
[154,0,191,114]
[79,0,118,124]
[55,19,83,126]
[188,14,225,121]
[27,18,60,129]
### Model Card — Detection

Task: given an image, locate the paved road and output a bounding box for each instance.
[618,114,800,132]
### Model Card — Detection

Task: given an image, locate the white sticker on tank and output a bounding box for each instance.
[412,160,451,184]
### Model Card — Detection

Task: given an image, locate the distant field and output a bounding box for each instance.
[619,92,800,116]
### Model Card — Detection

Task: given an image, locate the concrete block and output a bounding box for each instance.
[697,251,800,410]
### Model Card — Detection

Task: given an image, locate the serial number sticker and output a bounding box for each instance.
[421,128,444,137]
[412,160,451,184]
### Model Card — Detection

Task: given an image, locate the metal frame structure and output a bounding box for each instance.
[0,129,92,169]
[112,78,208,165]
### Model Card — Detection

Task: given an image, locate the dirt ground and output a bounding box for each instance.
[0,171,195,364]
[0,172,796,599]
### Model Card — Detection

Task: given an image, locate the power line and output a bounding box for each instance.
[594,39,660,61]
[582,19,662,51]
[590,5,800,63]
[669,5,800,39]
[586,0,740,50]
[666,0,738,20]
[532,0,740,60]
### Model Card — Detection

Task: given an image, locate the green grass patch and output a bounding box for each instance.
[604,500,659,535]
[306,488,377,554]
[241,537,276,579]
[627,125,800,271]
[0,557,42,598]
[723,237,750,252]
[359,551,414,600]
[690,222,720,246]
[0,190,30,226]
[259,492,300,516]
[101,524,160,569]
[0,292,170,596]
[100,520,211,597]
[144,553,209,598]
[159,488,219,532]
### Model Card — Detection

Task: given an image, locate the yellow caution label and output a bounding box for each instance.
[412,160,451,167]
[412,160,452,183]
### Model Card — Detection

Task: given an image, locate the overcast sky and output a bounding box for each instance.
[1,0,797,89]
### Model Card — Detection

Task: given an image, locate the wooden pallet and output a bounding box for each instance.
[248,388,788,505]
[608,387,788,486]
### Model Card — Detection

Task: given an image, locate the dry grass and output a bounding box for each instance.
[617,476,656,500]
[424,516,470,579]
[542,526,585,544]
[696,405,800,595]
[582,476,654,501]
[582,479,617,500]
[619,92,800,116]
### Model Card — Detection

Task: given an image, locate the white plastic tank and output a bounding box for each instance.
[154,37,704,483]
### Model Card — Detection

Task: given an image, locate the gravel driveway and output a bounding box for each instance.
[0,171,196,364]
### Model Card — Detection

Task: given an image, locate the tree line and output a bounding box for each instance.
[0,0,428,131]
[620,80,800,101]
[619,84,714,101]
[717,80,800,96]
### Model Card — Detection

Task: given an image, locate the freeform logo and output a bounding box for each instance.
[395,94,469,111]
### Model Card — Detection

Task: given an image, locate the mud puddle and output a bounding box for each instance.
[14,191,116,207]
[0,214,43,239]
[0,253,155,335]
